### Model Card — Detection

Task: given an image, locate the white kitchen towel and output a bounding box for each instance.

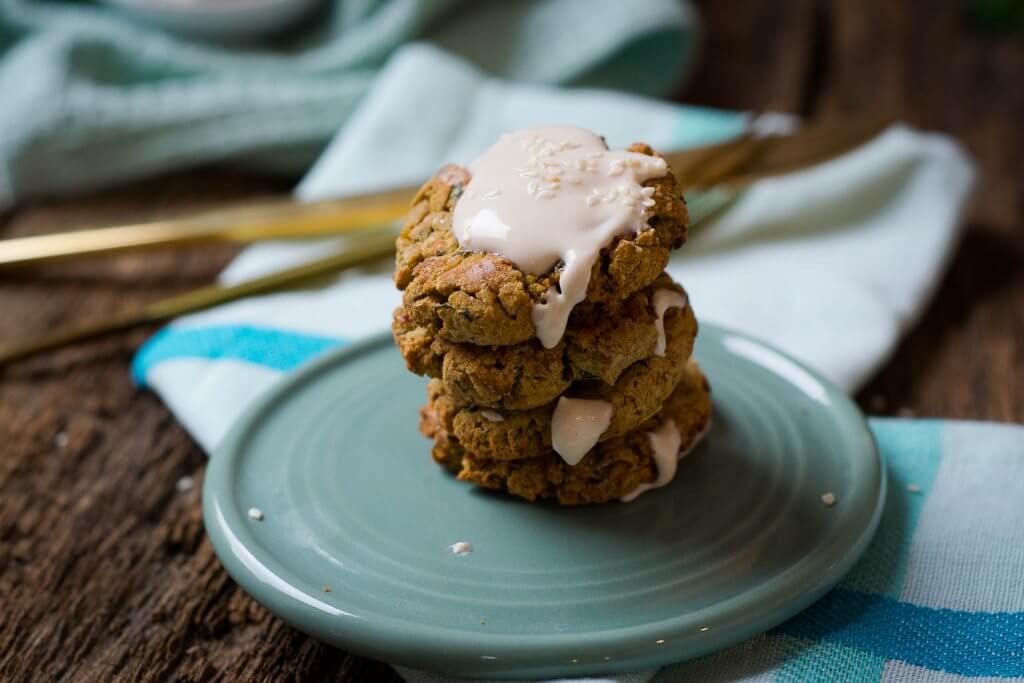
[132,45,975,455]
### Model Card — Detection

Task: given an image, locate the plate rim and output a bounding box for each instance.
[203,324,886,678]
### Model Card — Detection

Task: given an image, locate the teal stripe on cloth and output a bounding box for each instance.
[131,325,346,385]
[767,635,886,683]
[840,420,944,597]
[773,589,1024,678]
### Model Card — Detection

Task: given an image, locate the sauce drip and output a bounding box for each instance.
[550,397,613,466]
[652,288,688,356]
[621,419,710,502]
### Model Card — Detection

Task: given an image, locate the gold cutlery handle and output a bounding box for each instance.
[0,187,414,269]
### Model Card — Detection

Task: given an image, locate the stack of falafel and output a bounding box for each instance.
[392,143,711,505]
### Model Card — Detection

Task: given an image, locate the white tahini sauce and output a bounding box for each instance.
[452,126,668,348]
[652,288,688,356]
[621,419,710,502]
[550,397,613,466]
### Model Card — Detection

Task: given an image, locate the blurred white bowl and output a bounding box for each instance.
[102,0,325,43]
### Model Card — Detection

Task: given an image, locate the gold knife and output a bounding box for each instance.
[0,116,889,269]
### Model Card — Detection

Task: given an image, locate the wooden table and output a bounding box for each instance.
[2,3,1021,680]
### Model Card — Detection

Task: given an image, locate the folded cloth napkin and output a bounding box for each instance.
[132,45,975,452]
[131,49,1004,683]
[0,0,695,208]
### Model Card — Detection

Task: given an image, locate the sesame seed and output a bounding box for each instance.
[537,190,556,199]
[622,197,637,207]
[566,175,581,185]
[821,492,836,507]
[526,181,538,195]
[55,431,69,449]
[641,187,656,197]
[642,198,656,207]
[449,541,473,556]
[248,507,264,521]
[574,159,587,170]
[608,167,624,177]
[586,195,600,206]
[175,476,194,493]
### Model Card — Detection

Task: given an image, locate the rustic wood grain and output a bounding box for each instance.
[688,0,1024,420]
[0,175,403,683]
[1,3,1021,681]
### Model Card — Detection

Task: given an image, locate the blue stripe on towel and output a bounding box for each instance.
[132,325,347,385]
[840,420,944,597]
[774,589,1024,677]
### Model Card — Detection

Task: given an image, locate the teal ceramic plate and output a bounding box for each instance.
[203,325,884,679]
